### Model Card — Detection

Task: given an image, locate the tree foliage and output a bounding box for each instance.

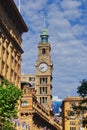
[77,79,87,97]
[0,79,22,130]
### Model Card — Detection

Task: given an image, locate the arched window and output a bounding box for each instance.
[42,48,46,54]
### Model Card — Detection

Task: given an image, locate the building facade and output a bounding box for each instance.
[0,0,28,88]
[35,28,53,109]
[18,82,62,130]
[62,97,87,130]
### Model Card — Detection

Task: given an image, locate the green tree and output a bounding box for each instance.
[0,79,22,130]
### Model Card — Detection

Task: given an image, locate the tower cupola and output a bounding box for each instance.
[40,28,49,43]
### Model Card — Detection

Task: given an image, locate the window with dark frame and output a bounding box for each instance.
[42,48,46,54]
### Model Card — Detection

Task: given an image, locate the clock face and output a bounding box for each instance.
[39,63,48,72]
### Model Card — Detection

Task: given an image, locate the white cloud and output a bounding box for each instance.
[63,10,81,20]
[52,96,63,101]
[60,0,82,20]
[61,0,81,10]
[72,24,87,38]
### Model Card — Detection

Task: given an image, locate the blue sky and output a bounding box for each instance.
[14,0,87,99]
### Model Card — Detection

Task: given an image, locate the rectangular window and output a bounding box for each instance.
[2,61,5,69]
[70,102,76,108]
[41,97,47,104]
[70,127,76,130]
[40,87,47,94]
[7,51,9,59]
[6,65,8,73]
[3,47,5,55]
[40,97,41,104]
[29,77,31,81]
[40,78,47,84]
[70,121,75,125]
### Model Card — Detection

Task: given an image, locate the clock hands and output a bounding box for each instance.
[40,66,44,70]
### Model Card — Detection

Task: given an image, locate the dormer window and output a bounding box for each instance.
[42,48,46,54]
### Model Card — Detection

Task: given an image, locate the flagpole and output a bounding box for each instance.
[19,0,20,12]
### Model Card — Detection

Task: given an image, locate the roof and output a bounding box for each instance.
[21,82,32,88]
[40,28,49,37]
[63,96,81,102]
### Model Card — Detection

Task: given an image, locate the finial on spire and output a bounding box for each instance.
[43,12,46,28]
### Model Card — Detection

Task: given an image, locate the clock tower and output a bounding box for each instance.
[35,28,53,109]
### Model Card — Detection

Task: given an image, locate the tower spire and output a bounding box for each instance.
[40,12,49,43]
